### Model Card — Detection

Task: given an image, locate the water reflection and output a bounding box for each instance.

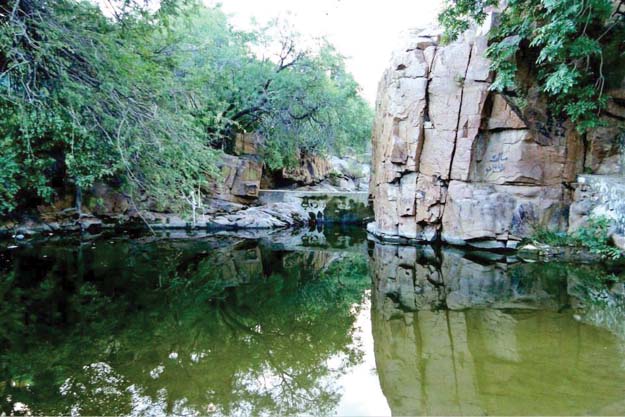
[370,242,625,416]
[2,231,625,416]
[0,228,369,416]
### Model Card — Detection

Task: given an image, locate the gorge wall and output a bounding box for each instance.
[368,22,625,248]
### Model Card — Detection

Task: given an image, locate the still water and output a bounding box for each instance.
[1,227,625,416]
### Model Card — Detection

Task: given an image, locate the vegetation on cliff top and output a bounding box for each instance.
[0,0,372,216]
[440,0,625,132]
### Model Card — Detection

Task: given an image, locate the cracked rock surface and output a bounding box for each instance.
[368,25,624,247]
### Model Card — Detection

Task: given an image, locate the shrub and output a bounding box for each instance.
[531,216,623,259]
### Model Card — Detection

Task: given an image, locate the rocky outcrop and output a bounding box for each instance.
[262,153,370,191]
[569,174,625,249]
[213,154,263,202]
[369,24,625,246]
[258,190,371,225]
[280,154,331,185]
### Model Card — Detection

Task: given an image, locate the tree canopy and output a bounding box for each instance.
[439,0,625,132]
[0,0,372,216]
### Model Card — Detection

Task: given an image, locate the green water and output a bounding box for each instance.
[1,228,625,416]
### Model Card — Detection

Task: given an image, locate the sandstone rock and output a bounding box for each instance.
[415,174,447,224]
[428,76,463,132]
[374,183,400,236]
[231,159,263,197]
[398,173,418,216]
[486,94,527,130]
[281,154,330,185]
[234,132,263,156]
[584,123,624,175]
[423,46,437,70]
[391,49,429,78]
[451,80,491,180]
[465,35,491,82]
[430,41,471,80]
[214,154,263,202]
[398,215,418,239]
[211,202,308,229]
[390,135,408,164]
[368,26,616,246]
[418,129,455,178]
[469,129,580,185]
[388,77,428,120]
[442,181,568,242]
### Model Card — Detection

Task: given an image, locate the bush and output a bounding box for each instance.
[531,216,623,259]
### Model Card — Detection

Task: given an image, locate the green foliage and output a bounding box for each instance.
[0,0,217,215]
[439,0,625,132]
[171,12,373,170]
[439,0,499,43]
[0,0,372,216]
[344,159,367,179]
[574,216,623,259]
[531,216,623,259]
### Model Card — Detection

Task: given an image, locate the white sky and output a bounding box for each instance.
[207,0,444,103]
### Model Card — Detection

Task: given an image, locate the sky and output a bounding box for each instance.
[206,0,444,103]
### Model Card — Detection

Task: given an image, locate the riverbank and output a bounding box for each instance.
[0,191,372,240]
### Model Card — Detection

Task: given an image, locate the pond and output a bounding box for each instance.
[1,227,625,416]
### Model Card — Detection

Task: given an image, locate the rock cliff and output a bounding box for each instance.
[368,24,625,248]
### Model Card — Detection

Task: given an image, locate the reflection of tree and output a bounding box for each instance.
[0,237,369,416]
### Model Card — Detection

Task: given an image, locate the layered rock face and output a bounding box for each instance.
[369,26,624,247]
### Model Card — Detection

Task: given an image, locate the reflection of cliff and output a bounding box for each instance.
[370,242,625,415]
[372,308,625,416]
[370,243,568,316]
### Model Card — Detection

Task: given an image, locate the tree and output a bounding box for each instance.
[169,10,373,169]
[0,1,372,217]
[0,0,217,215]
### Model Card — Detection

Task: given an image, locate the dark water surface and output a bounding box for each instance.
[1,227,625,416]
